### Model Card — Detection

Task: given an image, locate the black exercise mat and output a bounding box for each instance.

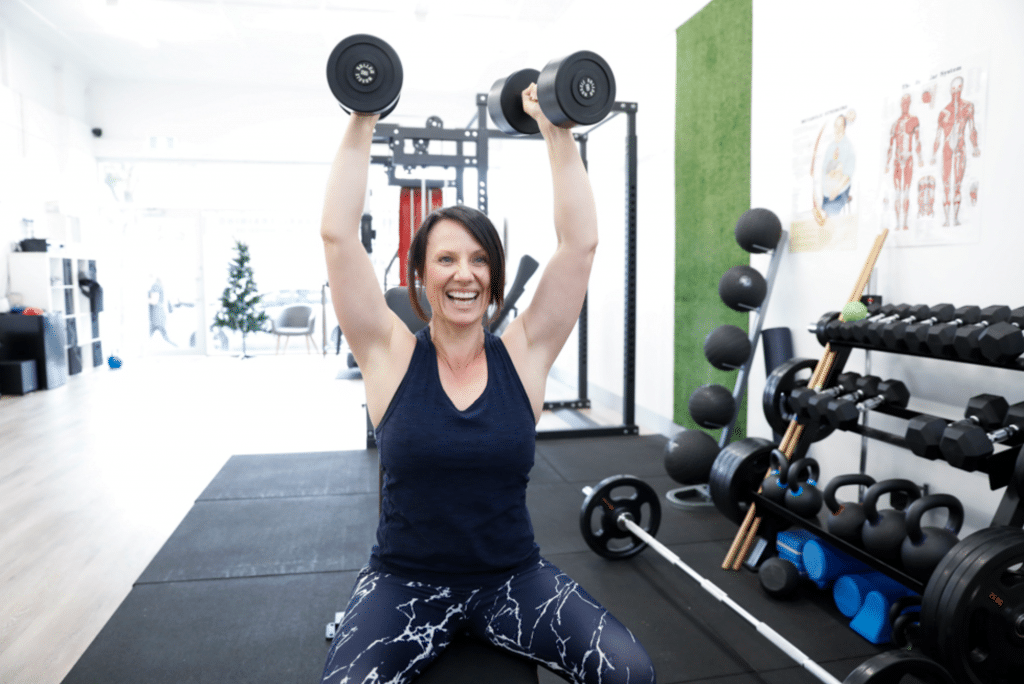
[197,450,379,501]
[535,434,669,483]
[62,572,353,684]
[136,495,378,584]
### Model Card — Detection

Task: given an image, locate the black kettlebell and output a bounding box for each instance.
[784,458,823,519]
[823,473,877,546]
[861,479,922,564]
[899,493,964,582]
[761,449,790,505]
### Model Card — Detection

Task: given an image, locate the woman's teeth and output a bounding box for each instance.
[448,292,477,301]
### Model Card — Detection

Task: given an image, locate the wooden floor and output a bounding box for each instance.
[0,351,641,684]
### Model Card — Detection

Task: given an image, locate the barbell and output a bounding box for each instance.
[579,475,956,683]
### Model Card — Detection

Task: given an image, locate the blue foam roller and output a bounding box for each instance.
[849,591,893,644]
[803,540,871,589]
[776,529,818,576]
[833,574,876,617]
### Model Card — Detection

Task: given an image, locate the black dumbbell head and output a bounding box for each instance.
[326,34,403,116]
[704,325,751,370]
[965,393,1009,428]
[905,415,947,459]
[537,50,616,128]
[980,305,1012,323]
[718,265,767,312]
[979,321,1024,364]
[929,303,956,322]
[487,68,541,135]
[734,208,782,253]
[941,421,993,470]
[877,379,910,407]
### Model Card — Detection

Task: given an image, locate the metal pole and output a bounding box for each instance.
[623,107,638,428]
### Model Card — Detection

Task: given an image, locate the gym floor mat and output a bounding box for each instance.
[197,450,379,501]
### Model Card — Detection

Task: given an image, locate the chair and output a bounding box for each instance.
[270,305,315,354]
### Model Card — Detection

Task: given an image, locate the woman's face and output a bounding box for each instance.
[422,219,491,328]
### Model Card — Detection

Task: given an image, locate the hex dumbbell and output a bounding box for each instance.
[825,379,910,429]
[851,303,909,344]
[884,303,955,353]
[806,375,881,424]
[786,372,861,421]
[879,304,939,351]
[925,305,983,357]
[865,304,924,347]
[905,414,949,460]
[941,401,1024,471]
[952,305,1012,361]
[935,393,1009,469]
[978,306,1024,364]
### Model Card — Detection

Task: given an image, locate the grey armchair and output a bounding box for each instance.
[270,305,316,354]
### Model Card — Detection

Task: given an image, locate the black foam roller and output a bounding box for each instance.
[762,327,794,377]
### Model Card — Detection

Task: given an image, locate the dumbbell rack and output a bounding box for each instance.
[754,302,1024,581]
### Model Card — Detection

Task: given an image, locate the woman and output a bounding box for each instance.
[319,83,655,684]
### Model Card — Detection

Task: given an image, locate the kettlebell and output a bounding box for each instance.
[861,479,922,564]
[823,473,877,547]
[899,493,964,582]
[761,449,790,505]
[784,458,823,519]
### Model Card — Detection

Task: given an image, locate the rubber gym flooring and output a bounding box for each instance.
[61,435,887,683]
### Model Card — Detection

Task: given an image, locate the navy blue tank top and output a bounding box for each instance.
[368,327,541,586]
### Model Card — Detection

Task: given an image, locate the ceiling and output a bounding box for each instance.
[2,0,589,112]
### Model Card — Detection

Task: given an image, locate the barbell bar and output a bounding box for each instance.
[582,482,843,684]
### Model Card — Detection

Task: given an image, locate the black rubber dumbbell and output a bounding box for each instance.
[905,414,949,460]
[825,379,910,429]
[978,306,1024,364]
[879,304,937,351]
[806,375,881,424]
[952,305,1012,361]
[941,401,1024,471]
[887,303,955,353]
[787,372,861,421]
[851,304,909,344]
[865,304,923,347]
[925,305,983,357]
[836,303,889,341]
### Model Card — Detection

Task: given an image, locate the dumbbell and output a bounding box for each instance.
[846,303,902,343]
[978,305,1024,364]
[825,379,910,429]
[902,303,958,354]
[924,304,982,357]
[881,303,955,353]
[806,375,881,424]
[786,372,860,421]
[326,34,404,117]
[835,302,892,341]
[953,305,1012,362]
[488,51,616,135]
[865,304,930,347]
[940,400,1024,471]
[904,414,949,460]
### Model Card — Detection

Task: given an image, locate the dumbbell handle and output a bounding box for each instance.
[858,393,898,411]
[986,424,1021,444]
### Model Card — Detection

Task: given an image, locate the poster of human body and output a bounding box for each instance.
[882,59,987,246]
[790,107,860,252]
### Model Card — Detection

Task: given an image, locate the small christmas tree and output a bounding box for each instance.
[211,240,269,358]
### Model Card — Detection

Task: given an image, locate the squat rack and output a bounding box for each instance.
[364,95,639,444]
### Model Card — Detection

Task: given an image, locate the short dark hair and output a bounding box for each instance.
[407,205,505,324]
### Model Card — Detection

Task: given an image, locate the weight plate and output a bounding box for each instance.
[487,68,541,136]
[923,527,1024,683]
[708,437,775,524]
[537,51,616,128]
[841,649,954,684]
[762,357,836,442]
[326,34,403,116]
[580,475,661,560]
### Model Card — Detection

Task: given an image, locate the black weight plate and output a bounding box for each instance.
[326,34,403,116]
[537,51,616,128]
[708,437,775,524]
[580,475,661,560]
[841,649,954,684]
[929,527,1024,683]
[762,357,836,442]
[487,68,540,136]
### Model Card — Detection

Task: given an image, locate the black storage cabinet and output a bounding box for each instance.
[0,312,68,389]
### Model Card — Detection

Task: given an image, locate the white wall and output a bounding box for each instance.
[749,0,1024,535]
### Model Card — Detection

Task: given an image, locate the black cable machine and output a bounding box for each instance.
[363,95,639,446]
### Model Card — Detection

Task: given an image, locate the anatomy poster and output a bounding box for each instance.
[882,59,987,246]
[790,106,860,253]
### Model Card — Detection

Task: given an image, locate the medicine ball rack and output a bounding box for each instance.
[739,302,1024,683]
[363,96,640,446]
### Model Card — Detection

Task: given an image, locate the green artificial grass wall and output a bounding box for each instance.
[675,0,753,440]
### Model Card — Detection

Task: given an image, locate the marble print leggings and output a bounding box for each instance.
[321,557,656,684]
